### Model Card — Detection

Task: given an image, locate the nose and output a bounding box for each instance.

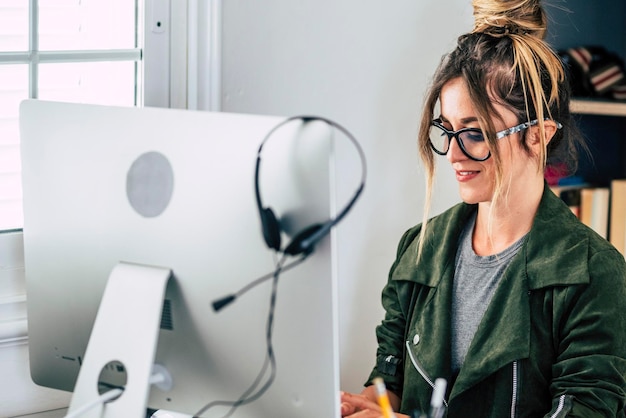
[446,135,467,163]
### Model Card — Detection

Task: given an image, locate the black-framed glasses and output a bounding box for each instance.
[429,118,563,161]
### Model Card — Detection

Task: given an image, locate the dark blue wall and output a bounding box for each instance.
[546,0,626,56]
[546,1,626,184]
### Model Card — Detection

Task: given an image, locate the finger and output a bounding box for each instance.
[340,391,372,404]
[341,400,356,416]
[340,392,360,416]
[348,409,385,418]
[342,393,381,412]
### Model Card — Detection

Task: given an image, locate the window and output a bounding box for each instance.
[0,2,211,413]
[0,0,143,231]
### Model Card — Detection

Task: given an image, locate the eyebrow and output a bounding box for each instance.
[439,115,479,125]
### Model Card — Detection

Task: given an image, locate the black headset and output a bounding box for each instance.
[254,115,366,256]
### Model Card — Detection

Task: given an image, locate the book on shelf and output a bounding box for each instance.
[610,179,626,256]
[550,184,610,239]
[580,187,610,239]
[556,186,582,218]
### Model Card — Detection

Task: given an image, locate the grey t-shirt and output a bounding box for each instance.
[451,213,526,373]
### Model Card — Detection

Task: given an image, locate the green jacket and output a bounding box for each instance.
[368,186,626,417]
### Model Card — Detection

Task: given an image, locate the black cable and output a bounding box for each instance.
[194,255,288,418]
[212,254,308,312]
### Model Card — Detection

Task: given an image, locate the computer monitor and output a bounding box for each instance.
[20,100,345,417]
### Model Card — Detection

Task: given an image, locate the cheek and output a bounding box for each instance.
[496,141,524,175]
[483,163,497,192]
[496,144,538,187]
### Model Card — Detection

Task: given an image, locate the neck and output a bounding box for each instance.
[473,179,544,256]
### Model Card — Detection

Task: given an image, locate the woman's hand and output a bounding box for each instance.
[340,391,380,416]
[340,389,409,418]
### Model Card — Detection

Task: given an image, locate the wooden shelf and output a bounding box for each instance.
[570,99,626,117]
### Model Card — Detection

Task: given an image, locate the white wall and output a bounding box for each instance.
[218,0,471,392]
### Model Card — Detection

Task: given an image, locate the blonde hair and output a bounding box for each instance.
[416,0,583,258]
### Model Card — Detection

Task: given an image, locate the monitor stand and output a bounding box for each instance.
[67,262,172,418]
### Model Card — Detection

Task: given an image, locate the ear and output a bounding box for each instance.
[528,120,559,146]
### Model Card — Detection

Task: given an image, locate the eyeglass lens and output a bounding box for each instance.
[429,124,490,161]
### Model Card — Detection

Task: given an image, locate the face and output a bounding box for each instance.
[438,77,539,205]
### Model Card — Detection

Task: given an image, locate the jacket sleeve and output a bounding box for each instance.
[365,225,422,397]
[546,248,626,417]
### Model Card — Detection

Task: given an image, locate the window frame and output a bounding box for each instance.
[0,0,153,233]
[0,0,148,103]
[0,1,198,414]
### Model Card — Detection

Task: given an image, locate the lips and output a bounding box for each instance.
[455,170,479,182]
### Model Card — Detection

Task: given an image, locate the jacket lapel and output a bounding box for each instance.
[392,203,474,389]
[450,248,531,398]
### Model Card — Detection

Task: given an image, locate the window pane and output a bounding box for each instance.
[39,61,137,106]
[0,65,28,117]
[0,0,145,232]
[0,1,28,51]
[0,65,28,230]
[39,0,137,51]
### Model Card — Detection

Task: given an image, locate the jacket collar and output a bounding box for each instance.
[524,185,591,289]
[390,202,473,286]
[391,184,591,289]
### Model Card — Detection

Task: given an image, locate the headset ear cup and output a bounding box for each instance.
[284,223,324,256]
[261,207,282,251]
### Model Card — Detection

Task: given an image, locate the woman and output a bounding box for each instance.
[341,0,626,416]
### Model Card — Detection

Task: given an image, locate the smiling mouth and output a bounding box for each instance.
[455,170,480,182]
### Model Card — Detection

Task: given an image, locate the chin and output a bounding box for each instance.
[460,196,481,205]
[458,187,491,205]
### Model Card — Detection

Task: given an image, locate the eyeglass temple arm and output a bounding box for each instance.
[495,118,563,139]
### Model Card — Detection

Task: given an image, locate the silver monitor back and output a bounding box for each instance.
[20,100,340,417]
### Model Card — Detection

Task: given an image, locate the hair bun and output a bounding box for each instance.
[472,0,547,39]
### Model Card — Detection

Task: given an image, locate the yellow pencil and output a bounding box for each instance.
[373,377,397,418]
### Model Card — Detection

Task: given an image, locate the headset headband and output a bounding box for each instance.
[254,115,366,256]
